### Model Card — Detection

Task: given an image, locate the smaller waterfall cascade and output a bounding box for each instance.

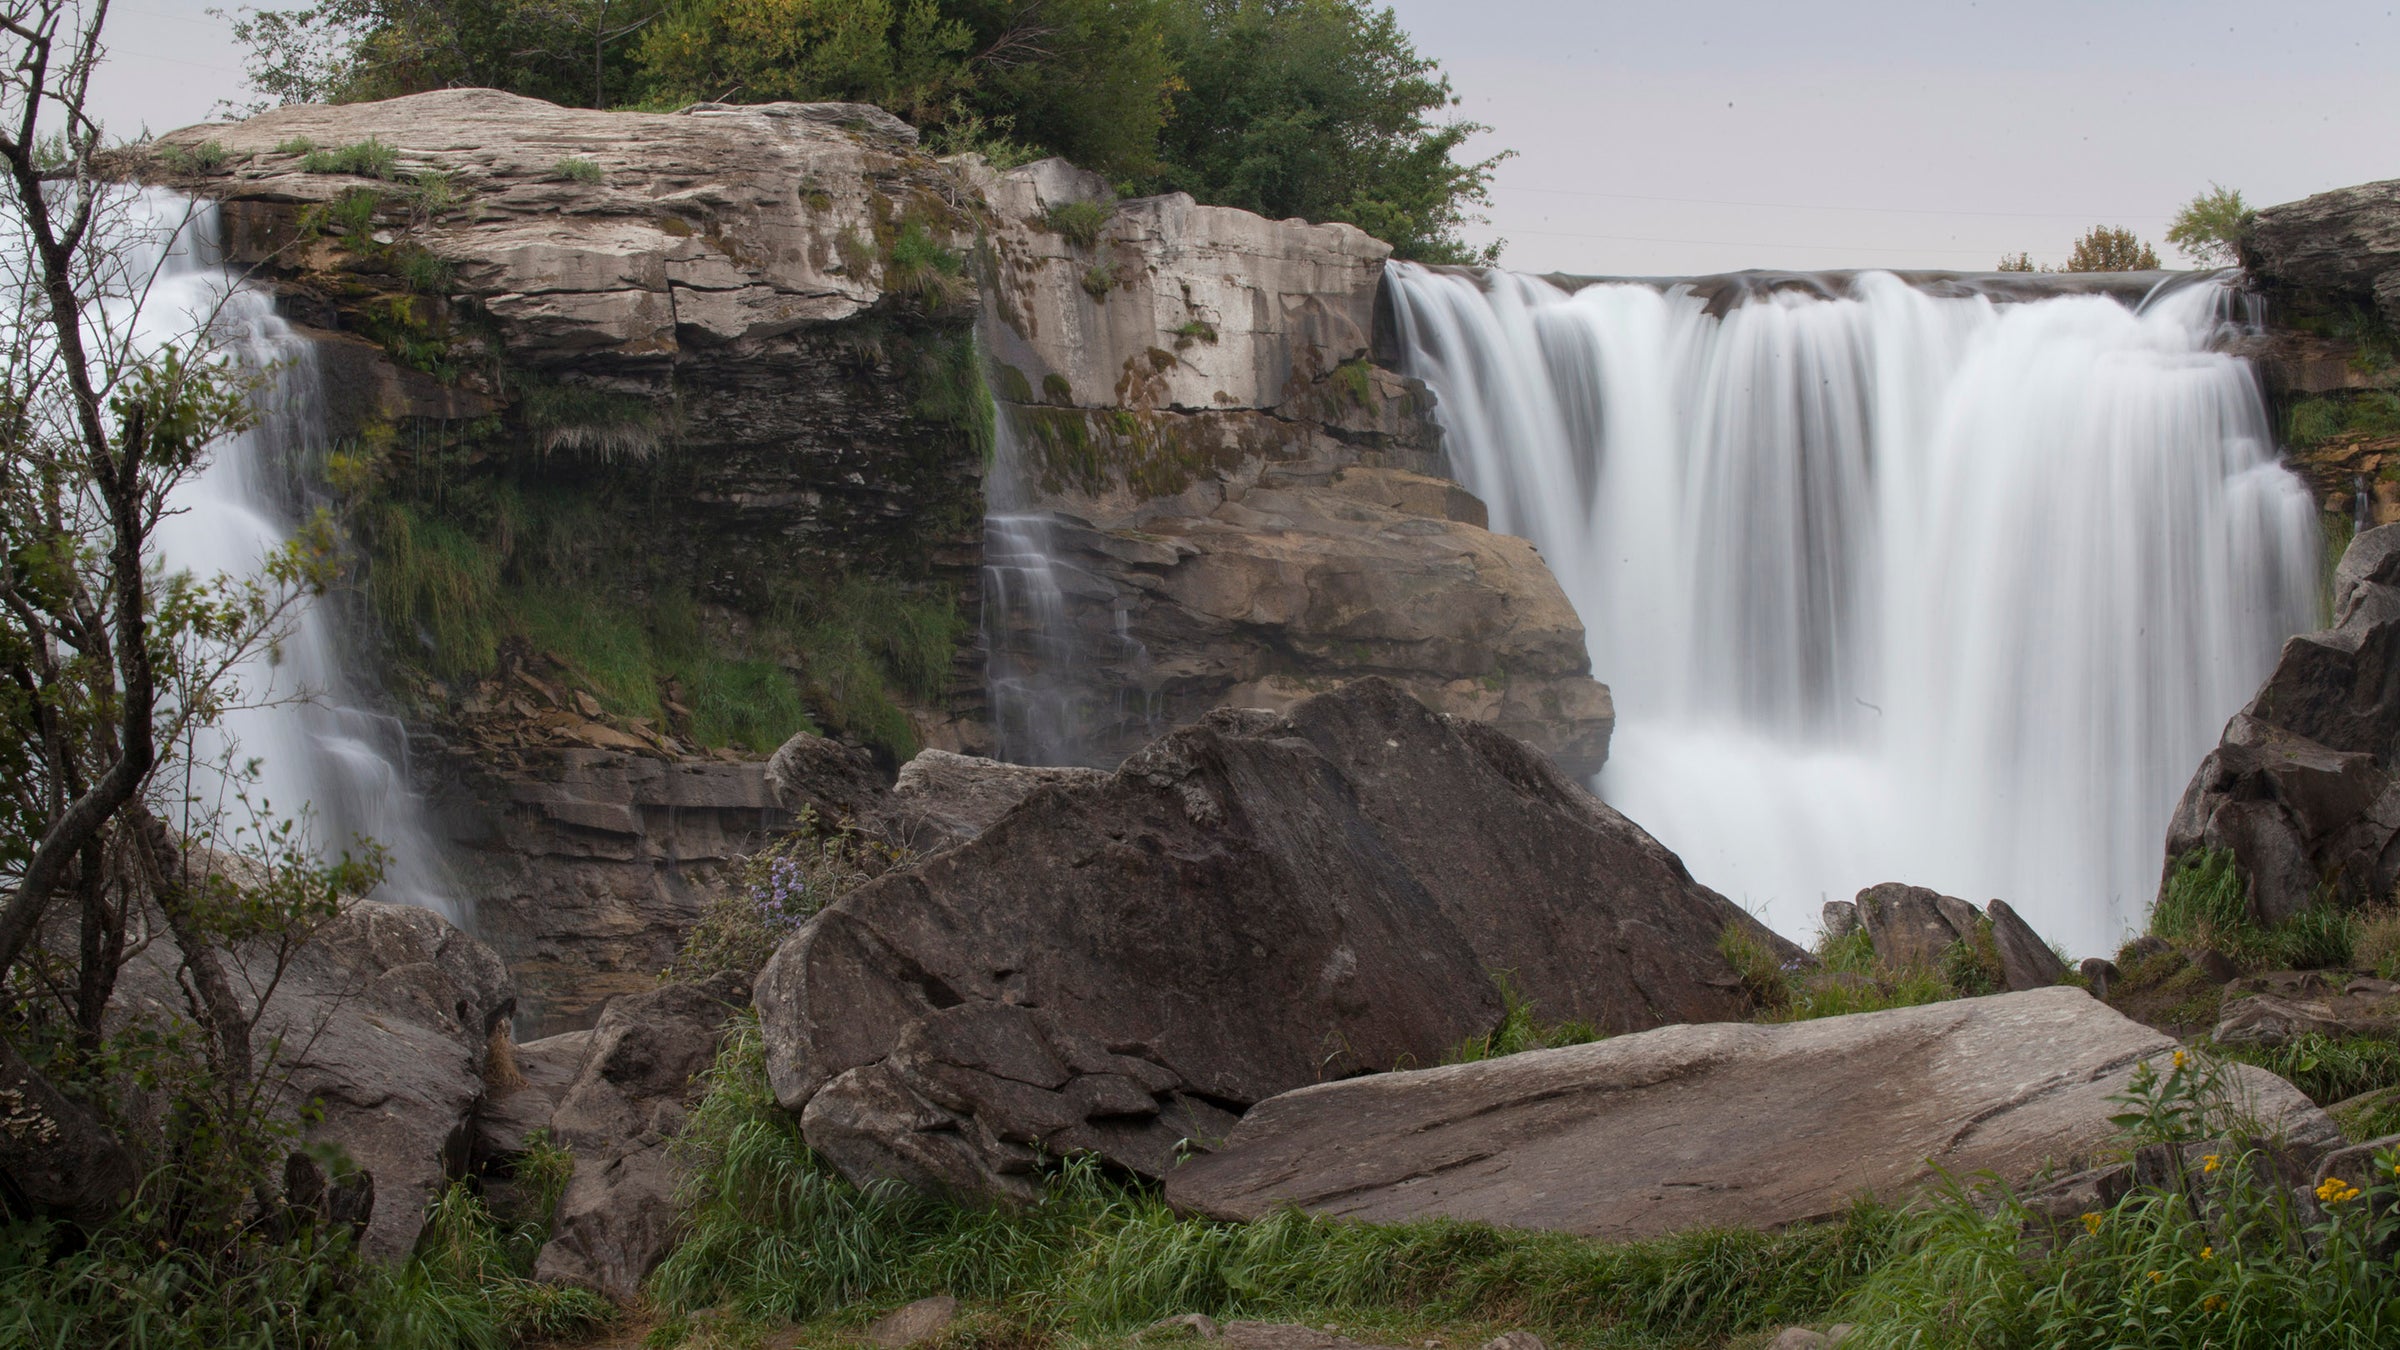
[1386,265,2321,955]
[121,191,462,921]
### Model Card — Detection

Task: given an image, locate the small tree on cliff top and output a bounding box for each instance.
[2064,224,2161,273]
[2167,183,2256,267]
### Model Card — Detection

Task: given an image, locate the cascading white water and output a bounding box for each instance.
[112,190,462,920]
[1386,264,2321,956]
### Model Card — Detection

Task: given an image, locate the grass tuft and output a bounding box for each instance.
[553,156,606,184]
[301,137,400,179]
[2152,848,2356,971]
[1044,199,1114,249]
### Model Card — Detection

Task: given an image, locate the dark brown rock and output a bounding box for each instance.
[1988,899,2069,991]
[756,678,1791,1201]
[2162,525,2400,926]
[1164,989,2332,1238]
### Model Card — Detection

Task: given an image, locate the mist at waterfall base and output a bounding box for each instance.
[1388,265,2320,958]
[115,191,461,921]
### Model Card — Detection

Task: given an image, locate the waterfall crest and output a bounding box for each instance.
[125,191,462,921]
[1386,265,2320,955]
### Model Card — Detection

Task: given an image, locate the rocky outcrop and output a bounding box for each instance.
[1850,883,2066,991]
[1163,988,2332,1237]
[754,679,1792,1203]
[533,975,745,1300]
[437,747,787,1035]
[101,899,517,1261]
[1004,466,1614,776]
[2212,970,2400,1047]
[2163,524,2400,925]
[2245,179,2400,330]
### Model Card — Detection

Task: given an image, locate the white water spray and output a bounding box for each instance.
[117,190,461,920]
[1386,265,2320,956]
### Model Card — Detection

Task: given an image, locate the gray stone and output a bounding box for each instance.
[757,679,1793,1201]
[2080,958,2119,1001]
[865,1296,960,1349]
[887,750,1110,849]
[1988,899,2069,991]
[1820,900,1861,941]
[766,732,893,826]
[533,976,745,1299]
[1163,988,2333,1239]
[2245,179,2400,327]
[1853,882,1974,970]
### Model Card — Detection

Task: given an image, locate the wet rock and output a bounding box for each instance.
[757,679,1790,1201]
[2163,525,2400,925]
[1164,989,2332,1239]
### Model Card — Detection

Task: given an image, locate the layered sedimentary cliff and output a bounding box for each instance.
[143,90,1616,1022]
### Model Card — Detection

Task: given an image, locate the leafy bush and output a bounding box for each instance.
[1044,198,1115,249]
[553,156,605,183]
[300,137,401,179]
[2064,224,2161,272]
[2167,183,2256,267]
[1082,262,1117,298]
[1996,251,2036,272]
[880,220,975,311]
[667,812,897,982]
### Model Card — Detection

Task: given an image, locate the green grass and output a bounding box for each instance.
[882,220,974,311]
[647,1021,1901,1350]
[1443,973,1598,1063]
[2152,849,2356,971]
[553,156,606,184]
[301,137,400,179]
[155,139,230,174]
[2209,1032,2400,1108]
[366,500,504,677]
[1044,199,1114,249]
[0,1174,608,1350]
[1082,262,1118,298]
[2285,391,2400,452]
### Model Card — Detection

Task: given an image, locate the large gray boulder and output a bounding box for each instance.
[755,678,1795,1203]
[2245,178,2400,327]
[2163,525,2400,924]
[533,975,745,1300]
[1164,988,2333,1237]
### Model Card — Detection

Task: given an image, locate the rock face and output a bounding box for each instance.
[1163,988,2331,1237]
[2163,525,2400,925]
[754,679,1792,1202]
[109,900,517,1261]
[1011,466,1614,776]
[2245,178,2400,328]
[439,748,787,1035]
[1850,884,2064,991]
[533,976,745,1300]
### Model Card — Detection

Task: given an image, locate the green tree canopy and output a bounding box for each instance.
[1144,0,1504,263]
[2064,225,2161,273]
[226,0,1498,256]
[2166,184,2256,268]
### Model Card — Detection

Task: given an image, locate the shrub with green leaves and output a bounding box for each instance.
[2167,183,2256,267]
[1044,198,1114,249]
[667,812,901,983]
[300,137,401,179]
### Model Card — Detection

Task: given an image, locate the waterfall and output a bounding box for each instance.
[1386,264,2320,957]
[119,190,463,921]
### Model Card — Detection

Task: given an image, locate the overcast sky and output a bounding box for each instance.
[90,0,2400,275]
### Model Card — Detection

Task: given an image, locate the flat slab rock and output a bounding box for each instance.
[1164,988,2333,1239]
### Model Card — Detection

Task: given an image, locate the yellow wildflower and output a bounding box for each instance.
[2200,1246,2214,1261]
[2201,1154,2221,1175]
[2081,1212,2104,1236]
[2147,1270,2164,1284]
[2173,1049,2189,1070]
[2204,1296,2225,1312]
[2315,1177,2362,1206]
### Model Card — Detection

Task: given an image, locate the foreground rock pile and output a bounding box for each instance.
[755,677,1789,1202]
